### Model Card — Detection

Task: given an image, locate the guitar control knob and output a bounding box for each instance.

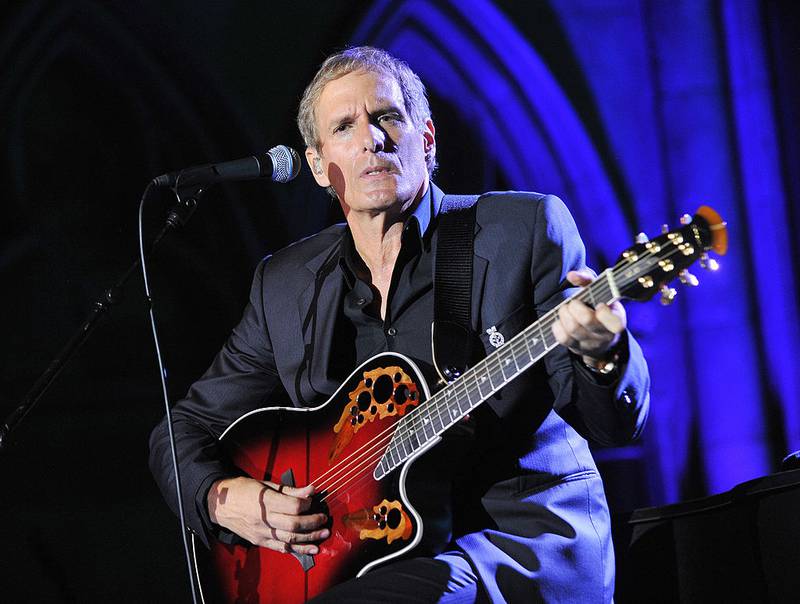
[660,285,677,306]
[700,253,720,271]
[635,232,649,244]
[679,269,699,286]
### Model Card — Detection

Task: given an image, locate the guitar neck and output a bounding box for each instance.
[374,269,621,479]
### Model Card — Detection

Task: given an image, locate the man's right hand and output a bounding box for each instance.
[207,476,329,555]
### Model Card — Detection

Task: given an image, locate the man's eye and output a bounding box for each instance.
[379,113,401,123]
[334,123,352,133]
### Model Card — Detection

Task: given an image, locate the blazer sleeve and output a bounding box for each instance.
[530,195,650,446]
[148,257,287,547]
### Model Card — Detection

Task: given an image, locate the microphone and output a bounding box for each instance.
[153,145,301,188]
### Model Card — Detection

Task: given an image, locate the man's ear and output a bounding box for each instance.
[422,119,436,156]
[305,148,330,187]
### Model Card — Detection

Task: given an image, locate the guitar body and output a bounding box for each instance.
[193,352,436,603]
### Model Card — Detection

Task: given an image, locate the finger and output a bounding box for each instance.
[563,303,608,343]
[554,317,590,352]
[595,303,625,334]
[565,301,622,341]
[261,486,313,515]
[259,539,320,556]
[566,269,595,287]
[563,299,597,329]
[558,303,579,334]
[263,481,316,499]
[271,526,331,545]
[266,511,328,532]
[289,543,321,555]
[552,313,570,347]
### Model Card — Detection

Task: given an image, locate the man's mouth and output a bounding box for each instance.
[361,165,396,177]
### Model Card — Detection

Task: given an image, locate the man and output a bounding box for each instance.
[150,46,649,602]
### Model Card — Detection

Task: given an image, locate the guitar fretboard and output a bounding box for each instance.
[374,269,621,480]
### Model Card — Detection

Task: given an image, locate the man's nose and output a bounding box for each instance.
[361,122,385,153]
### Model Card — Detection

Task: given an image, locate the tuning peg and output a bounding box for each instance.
[659,285,677,306]
[699,253,720,271]
[660,224,669,234]
[679,269,699,286]
[636,232,649,244]
[679,214,692,225]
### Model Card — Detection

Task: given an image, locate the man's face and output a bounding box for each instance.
[306,70,435,217]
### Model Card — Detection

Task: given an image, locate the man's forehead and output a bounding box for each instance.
[319,70,404,112]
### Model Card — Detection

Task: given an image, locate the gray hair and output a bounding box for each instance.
[297,46,436,175]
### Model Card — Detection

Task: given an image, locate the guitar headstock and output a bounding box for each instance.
[615,206,727,304]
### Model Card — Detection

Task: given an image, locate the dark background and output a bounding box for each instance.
[2,1,798,601]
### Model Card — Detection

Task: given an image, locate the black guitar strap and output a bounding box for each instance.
[433,194,480,382]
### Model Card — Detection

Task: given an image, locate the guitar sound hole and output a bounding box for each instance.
[387,508,402,529]
[394,384,409,405]
[357,391,372,411]
[372,374,393,404]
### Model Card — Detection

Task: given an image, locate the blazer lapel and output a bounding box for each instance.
[294,240,347,404]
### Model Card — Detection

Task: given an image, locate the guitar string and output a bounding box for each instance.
[315,244,694,505]
[316,252,704,508]
[315,284,608,503]
[315,280,616,503]
[316,325,560,505]
[310,280,607,492]
[308,239,703,501]
[311,240,698,502]
[311,310,560,498]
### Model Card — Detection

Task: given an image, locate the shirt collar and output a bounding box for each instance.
[410,182,442,239]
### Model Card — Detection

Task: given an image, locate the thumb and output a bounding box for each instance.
[566,269,594,287]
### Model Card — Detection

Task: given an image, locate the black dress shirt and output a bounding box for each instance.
[339,190,436,372]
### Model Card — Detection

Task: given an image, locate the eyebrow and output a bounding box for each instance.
[326,102,405,130]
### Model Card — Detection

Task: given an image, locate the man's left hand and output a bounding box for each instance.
[552,270,626,365]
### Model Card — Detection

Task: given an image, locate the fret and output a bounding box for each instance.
[587,283,597,307]
[455,389,470,414]
[604,268,620,301]
[489,365,503,391]
[446,404,458,423]
[443,385,460,418]
[444,387,462,415]
[420,411,435,440]
[485,363,499,389]
[522,330,536,363]
[498,351,512,380]
[407,423,420,449]
[510,339,526,372]
[536,321,548,354]
[431,405,445,432]
[398,432,410,458]
[474,372,489,398]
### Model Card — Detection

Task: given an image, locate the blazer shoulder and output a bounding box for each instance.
[260,223,346,283]
[476,191,571,227]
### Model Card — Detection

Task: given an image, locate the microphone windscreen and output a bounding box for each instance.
[268,145,301,183]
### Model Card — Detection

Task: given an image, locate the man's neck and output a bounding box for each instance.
[345,184,428,278]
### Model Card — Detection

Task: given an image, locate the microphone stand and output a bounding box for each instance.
[0,187,201,453]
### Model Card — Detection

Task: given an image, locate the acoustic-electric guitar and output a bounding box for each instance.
[192,207,727,603]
